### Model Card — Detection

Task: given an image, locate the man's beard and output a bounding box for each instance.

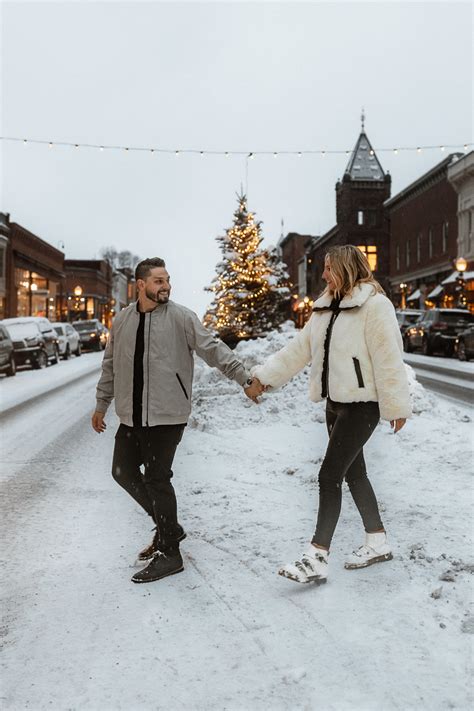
[145,288,170,303]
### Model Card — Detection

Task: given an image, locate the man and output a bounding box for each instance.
[92,257,262,584]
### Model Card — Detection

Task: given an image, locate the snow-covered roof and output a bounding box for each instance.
[344,131,385,181]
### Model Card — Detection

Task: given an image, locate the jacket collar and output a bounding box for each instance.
[313,283,375,311]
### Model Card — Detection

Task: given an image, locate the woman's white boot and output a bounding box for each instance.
[344,531,393,570]
[279,545,328,584]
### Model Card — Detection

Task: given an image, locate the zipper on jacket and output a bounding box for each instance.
[322,309,340,400]
[175,373,189,400]
[352,357,365,388]
[146,314,152,426]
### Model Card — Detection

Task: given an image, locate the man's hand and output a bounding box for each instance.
[390,418,406,434]
[91,411,107,433]
[244,377,265,404]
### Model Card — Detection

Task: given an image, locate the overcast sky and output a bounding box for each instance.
[2,0,473,316]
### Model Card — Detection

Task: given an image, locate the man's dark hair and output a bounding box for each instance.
[135,257,166,281]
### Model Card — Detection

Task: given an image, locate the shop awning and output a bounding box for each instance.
[407,289,421,302]
[442,270,474,285]
[427,284,444,298]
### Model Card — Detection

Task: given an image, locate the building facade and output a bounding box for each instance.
[385,154,462,309]
[447,151,474,311]
[64,260,113,326]
[2,214,66,321]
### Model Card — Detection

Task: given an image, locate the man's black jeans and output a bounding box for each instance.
[112,423,185,550]
[312,399,384,549]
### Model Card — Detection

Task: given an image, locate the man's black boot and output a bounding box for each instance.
[131,549,184,584]
[136,524,187,563]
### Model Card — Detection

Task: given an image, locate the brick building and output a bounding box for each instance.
[306,127,392,297]
[1,214,66,320]
[385,154,462,309]
[447,151,474,311]
[64,259,113,326]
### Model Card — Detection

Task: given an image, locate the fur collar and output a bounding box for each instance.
[313,283,376,311]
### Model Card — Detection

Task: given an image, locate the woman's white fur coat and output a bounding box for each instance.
[252,283,412,422]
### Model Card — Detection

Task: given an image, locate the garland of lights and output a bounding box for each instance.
[1,136,471,157]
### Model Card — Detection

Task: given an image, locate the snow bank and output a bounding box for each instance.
[190,323,434,432]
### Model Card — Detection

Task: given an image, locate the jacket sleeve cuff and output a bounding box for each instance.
[235,368,252,387]
[95,400,111,414]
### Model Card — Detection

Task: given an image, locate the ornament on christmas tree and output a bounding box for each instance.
[204,192,291,345]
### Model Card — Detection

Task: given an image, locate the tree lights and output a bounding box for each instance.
[203,193,291,345]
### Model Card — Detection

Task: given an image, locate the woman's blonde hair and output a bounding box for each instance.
[323,245,384,298]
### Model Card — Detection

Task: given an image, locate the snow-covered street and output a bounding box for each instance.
[1,330,473,711]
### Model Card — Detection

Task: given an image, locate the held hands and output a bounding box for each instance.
[91,411,107,433]
[244,377,266,404]
[390,418,406,434]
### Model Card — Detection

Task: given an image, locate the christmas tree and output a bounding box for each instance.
[204,193,291,345]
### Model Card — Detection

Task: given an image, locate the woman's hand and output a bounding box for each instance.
[390,418,406,433]
[244,377,266,403]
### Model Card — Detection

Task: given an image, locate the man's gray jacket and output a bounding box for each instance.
[95,300,251,426]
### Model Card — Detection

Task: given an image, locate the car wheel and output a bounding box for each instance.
[63,344,71,360]
[403,336,413,353]
[75,343,82,357]
[422,337,433,356]
[33,349,48,369]
[6,355,16,377]
[457,340,467,361]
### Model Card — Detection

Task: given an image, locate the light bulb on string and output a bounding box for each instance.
[48,142,53,149]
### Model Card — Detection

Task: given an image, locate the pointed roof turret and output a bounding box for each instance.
[344,113,385,181]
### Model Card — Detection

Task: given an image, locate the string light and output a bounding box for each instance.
[2,136,471,156]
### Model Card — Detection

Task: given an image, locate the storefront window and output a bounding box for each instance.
[15,268,30,316]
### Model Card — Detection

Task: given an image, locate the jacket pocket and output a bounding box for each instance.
[175,372,189,400]
[352,357,365,388]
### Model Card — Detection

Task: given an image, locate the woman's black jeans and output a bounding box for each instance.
[312,399,384,549]
[112,423,185,551]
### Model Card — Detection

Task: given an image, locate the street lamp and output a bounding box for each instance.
[399,282,407,310]
[455,257,467,308]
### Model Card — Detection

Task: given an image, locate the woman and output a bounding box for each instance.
[248,245,412,585]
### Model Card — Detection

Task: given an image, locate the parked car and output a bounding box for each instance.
[403,308,473,356]
[3,317,60,368]
[455,323,474,361]
[396,309,423,338]
[72,319,108,351]
[53,323,82,359]
[0,323,16,376]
